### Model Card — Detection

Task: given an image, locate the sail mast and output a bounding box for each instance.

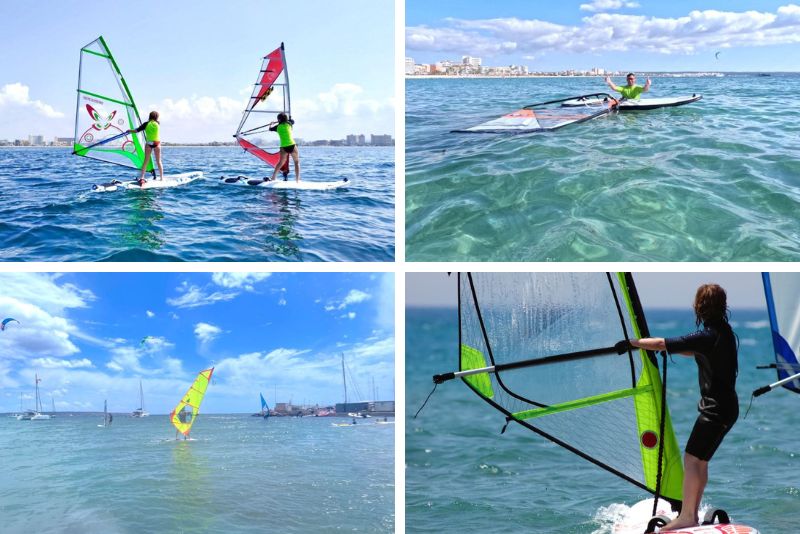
[342,353,348,411]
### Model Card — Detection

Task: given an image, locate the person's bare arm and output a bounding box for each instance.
[604,76,619,91]
[643,77,651,93]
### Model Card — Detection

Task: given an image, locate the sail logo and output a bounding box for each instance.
[79,103,134,152]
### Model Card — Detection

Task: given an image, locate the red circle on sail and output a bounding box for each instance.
[641,431,659,449]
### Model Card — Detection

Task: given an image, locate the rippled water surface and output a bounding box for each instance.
[406,307,800,533]
[0,146,394,262]
[406,75,800,261]
[0,415,394,533]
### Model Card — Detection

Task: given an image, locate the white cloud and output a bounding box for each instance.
[31,357,93,369]
[293,83,394,141]
[167,281,238,308]
[0,273,94,315]
[341,312,357,320]
[211,272,271,290]
[0,296,80,360]
[580,0,639,12]
[339,289,371,309]
[169,312,180,320]
[0,83,64,118]
[140,336,174,352]
[146,310,155,318]
[194,322,222,345]
[406,6,800,57]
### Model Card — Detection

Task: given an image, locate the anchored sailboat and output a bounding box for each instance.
[132,379,149,417]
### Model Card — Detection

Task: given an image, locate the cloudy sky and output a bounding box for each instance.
[0,272,394,414]
[0,0,394,142]
[406,1,800,72]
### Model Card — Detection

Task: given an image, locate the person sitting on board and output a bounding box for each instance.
[129,111,164,184]
[268,113,300,182]
[620,283,738,532]
[604,73,651,99]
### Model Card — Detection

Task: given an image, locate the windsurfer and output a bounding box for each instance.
[268,113,301,182]
[604,73,650,99]
[130,111,164,183]
[621,284,738,531]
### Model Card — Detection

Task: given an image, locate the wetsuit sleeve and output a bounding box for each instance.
[133,123,147,133]
[288,119,295,126]
[269,124,278,132]
[665,330,715,355]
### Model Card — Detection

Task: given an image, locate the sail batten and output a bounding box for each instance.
[454,272,683,505]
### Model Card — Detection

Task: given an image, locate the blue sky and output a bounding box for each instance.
[0,0,394,142]
[406,272,767,309]
[406,1,800,72]
[0,272,394,414]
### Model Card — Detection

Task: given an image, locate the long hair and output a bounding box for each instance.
[694,284,729,326]
[148,111,160,123]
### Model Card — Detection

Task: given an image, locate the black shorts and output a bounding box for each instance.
[685,414,735,461]
[282,145,296,154]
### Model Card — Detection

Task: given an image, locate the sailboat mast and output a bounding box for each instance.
[341,353,347,410]
[139,379,145,411]
[35,373,41,412]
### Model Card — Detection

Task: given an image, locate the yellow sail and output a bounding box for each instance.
[170,367,214,436]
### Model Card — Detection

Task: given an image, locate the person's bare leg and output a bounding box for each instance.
[153,145,164,180]
[270,151,289,181]
[292,150,300,182]
[138,145,152,181]
[661,453,706,530]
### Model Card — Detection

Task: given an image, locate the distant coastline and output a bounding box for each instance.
[406,71,795,79]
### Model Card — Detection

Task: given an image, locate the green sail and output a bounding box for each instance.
[73,36,152,171]
[457,272,683,505]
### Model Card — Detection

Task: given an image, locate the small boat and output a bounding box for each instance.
[131,379,149,417]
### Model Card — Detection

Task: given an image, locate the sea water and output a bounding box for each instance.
[0,146,394,262]
[406,74,800,261]
[0,415,394,533]
[406,307,800,533]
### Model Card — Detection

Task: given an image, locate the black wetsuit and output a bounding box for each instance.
[665,320,738,461]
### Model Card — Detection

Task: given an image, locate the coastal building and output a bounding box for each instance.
[405,57,415,75]
[28,134,45,145]
[370,134,393,146]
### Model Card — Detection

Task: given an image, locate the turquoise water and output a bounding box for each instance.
[0,146,394,262]
[406,75,800,261]
[0,415,394,533]
[406,307,800,533]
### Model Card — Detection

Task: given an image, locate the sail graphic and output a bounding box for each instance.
[170,367,214,436]
[234,43,290,175]
[761,273,800,394]
[436,273,683,506]
[260,393,270,419]
[73,36,153,173]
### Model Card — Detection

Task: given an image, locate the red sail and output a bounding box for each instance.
[237,136,289,173]
[249,47,285,111]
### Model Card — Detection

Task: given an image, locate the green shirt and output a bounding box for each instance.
[144,120,160,142]
[617,85,644,99]
[276,122,295,147]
